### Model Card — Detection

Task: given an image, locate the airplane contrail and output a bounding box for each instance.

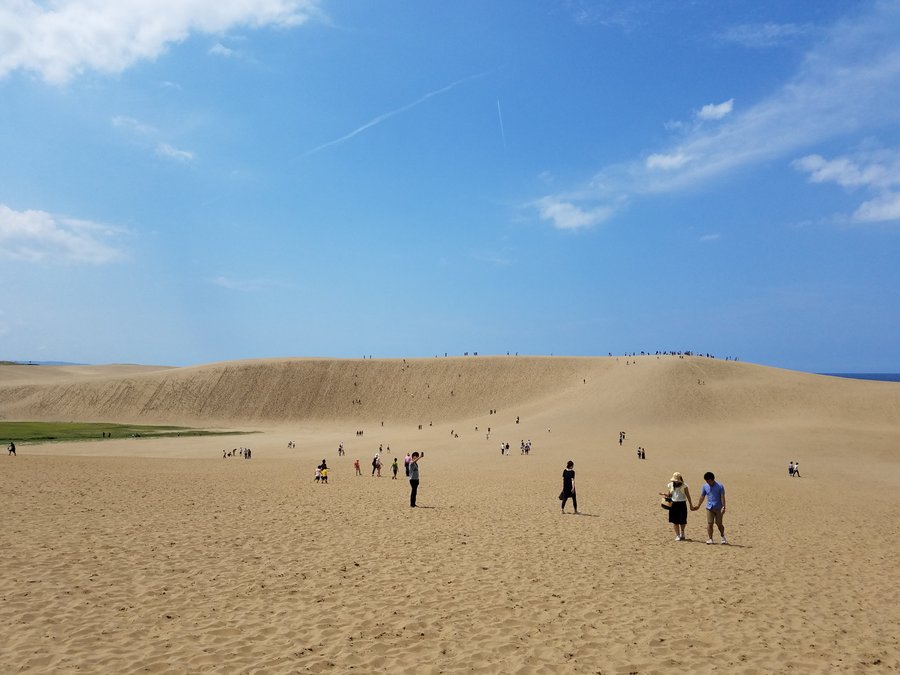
[496,98,507,151]
[303,70,491,157]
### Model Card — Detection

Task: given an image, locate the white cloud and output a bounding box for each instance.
[0,0,321,84]
[533,197,615,231]
[854,192,900,223]
[793,150,900,223]
[209,42,236,58]
[0,204,127,264]
[720,22,811,49]
[697,99,734,121]
[532,2,900,228]
[155,143,195,162]
[210,275,286,292]
[699,234,720,242]
[646,152,692,170]
[792,153,895,189]
[112,115,156,136]
[112,116,193,162]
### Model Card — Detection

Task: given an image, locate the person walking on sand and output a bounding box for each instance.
[793,461,800,477]
[692,471,727,544]
[788,460,794,477]
[408,451,424,507]
[404,452,412,477]
[354,458,361,476]
[7,441,15,456]
[660,472,694,541]
[559,460,578,514]
[391,457,399,479]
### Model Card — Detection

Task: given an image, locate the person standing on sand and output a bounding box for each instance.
[560,460,578,514]
[660,472,694,541]
[408,451,424,507]
[354,459,361,476]
[404,453,412,477]
[391,457,399,479]
[789,461,794,477]
[372,452,379,477]
[692,471,727,544]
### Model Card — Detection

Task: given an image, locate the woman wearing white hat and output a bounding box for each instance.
[661,472,694,541]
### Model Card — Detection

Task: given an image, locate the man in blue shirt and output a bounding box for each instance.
[693,471,727,545]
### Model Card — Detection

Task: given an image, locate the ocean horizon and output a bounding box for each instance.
[821,373,900,383]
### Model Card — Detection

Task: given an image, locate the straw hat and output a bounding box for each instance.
[671,472,683,482]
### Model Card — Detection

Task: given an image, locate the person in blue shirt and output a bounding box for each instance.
[692,471,727,545]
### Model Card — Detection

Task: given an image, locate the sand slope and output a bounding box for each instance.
[1,356,899,673]
[2,356,898,430]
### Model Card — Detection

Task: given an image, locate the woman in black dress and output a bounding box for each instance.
[560,460,578,514]
[661,471,694,541]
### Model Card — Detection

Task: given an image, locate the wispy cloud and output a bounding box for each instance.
[112,116,194,162]
[209,43,236,58]
[531,2,900,228]
[0,0,322,84]
[699,233,721,243]
[719,22,812,49]
[697,98,734,121]
[155,143,195,162]
[646,152,692,171]
[0,204,127,264]
[793,149,900,223]
[303,71,490,157]
[209,275,289,292]
[112,115,157,135]
[533,196,616,231]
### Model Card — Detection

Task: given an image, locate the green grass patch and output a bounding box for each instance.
[0,421,252,444]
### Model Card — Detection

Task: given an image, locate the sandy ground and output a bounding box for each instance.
[1,357,899,673]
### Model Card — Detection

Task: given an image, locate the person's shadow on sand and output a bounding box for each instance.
[683,539,749,548]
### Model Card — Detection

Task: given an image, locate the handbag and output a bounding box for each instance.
[660,495,673,510]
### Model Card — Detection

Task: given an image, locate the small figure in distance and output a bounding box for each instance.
[354,458,361,476]
[391,457,399,479]
[793,461,800,477]
[8,441,16,456]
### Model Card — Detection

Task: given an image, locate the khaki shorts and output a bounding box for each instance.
[706,508,724,526]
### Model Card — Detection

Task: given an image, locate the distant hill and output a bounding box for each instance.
[1,356,898,430]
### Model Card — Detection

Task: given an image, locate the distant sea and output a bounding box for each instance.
[821,373,900,383]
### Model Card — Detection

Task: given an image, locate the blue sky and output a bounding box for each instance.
[1,0,899,372]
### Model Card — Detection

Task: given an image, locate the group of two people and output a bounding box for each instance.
[661,471,727,544]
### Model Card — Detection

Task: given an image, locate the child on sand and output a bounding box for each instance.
[314,466,321,482]
[391,458,399,479]
[354,459,361,476]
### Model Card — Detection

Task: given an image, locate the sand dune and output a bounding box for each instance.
[1,356,899,672]
[2,356,898,429]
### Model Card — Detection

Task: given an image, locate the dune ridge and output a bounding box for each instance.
[2,356,899,430]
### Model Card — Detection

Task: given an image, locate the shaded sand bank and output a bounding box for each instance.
[1,356,899,672]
